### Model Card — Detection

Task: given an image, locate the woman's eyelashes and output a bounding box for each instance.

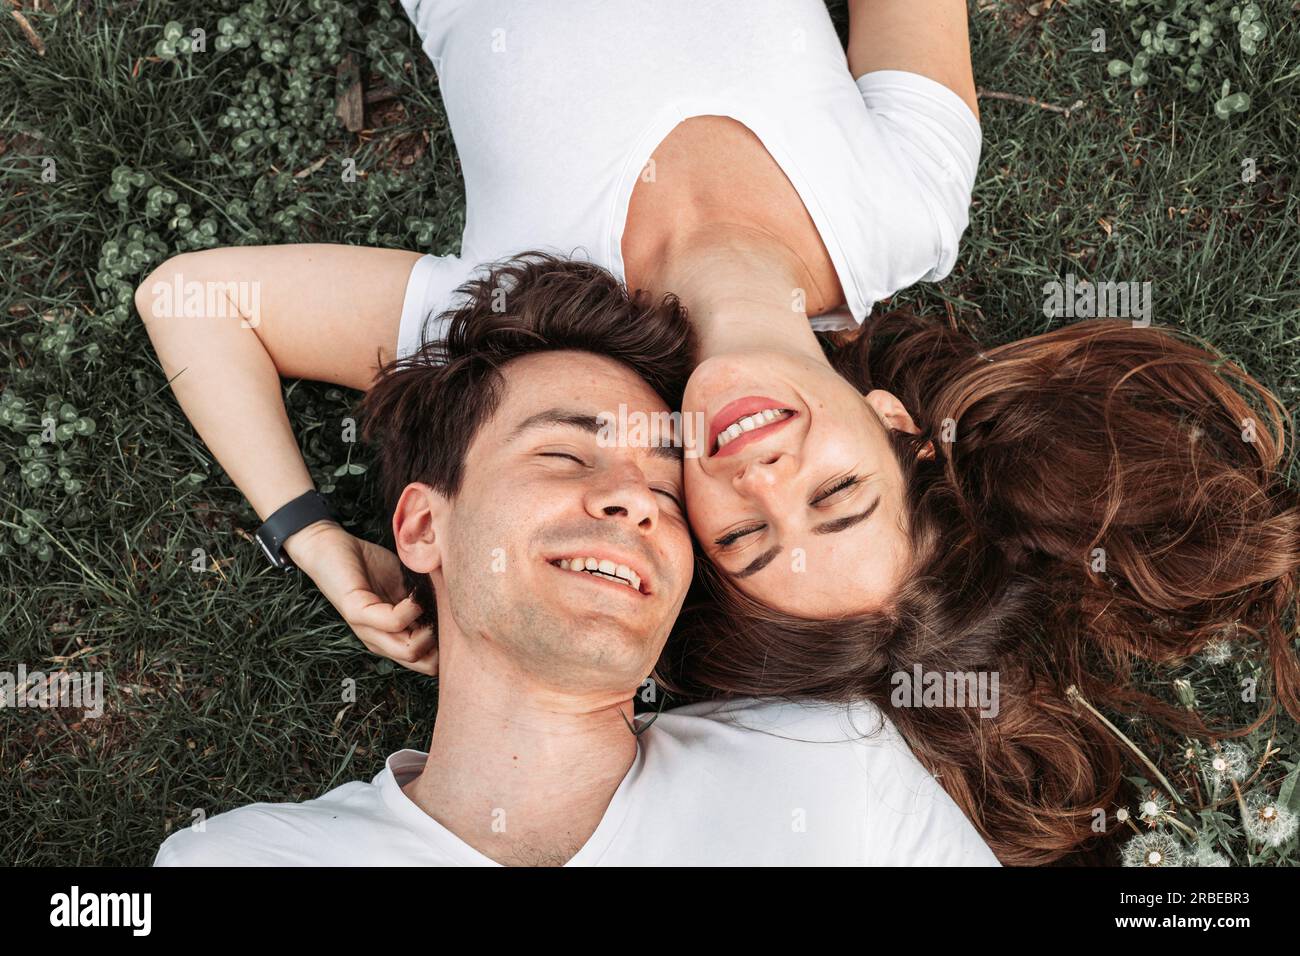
[714,473,863,549]
[715,524,763,548]
[811,473,861,505]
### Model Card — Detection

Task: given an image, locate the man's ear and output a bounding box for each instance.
[392,482,447,575]
[863,389,920,435]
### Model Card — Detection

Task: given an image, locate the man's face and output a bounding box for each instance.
[432,352,693,693]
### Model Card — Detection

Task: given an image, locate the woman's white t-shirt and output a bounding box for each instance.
[394,0,982,359]
[154,698,1000,866]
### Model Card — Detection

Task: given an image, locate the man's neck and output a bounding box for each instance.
[401,636,640,867]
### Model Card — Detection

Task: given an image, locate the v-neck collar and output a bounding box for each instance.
[377,744,645,867]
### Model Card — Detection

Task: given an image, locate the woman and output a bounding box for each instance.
[668,312,1300,864]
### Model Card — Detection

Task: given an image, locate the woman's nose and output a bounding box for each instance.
[733,451,788,494]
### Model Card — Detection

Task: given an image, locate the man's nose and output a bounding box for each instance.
[585,467,660,533]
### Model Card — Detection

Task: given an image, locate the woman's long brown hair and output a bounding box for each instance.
[662,313,1300,865]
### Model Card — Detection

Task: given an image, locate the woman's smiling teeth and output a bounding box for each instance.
[715,408,792,450]
[555,557,642,593]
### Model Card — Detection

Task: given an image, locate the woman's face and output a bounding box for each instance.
[682,350,917,617]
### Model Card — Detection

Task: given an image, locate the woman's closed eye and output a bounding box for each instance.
[715,523,763,548]
[715,473,864,549]
[811,473,861,505]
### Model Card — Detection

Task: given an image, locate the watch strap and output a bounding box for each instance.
[255,490,335,571]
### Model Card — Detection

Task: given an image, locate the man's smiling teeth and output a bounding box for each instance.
[716,408,791,450]
[556,557,641,592]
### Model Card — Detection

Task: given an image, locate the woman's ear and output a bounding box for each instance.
[864,389,921,435]
[392,482,446,575]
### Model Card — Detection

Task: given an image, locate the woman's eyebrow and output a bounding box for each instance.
[732,545,782,579]
[728,496,881,577]
[810,496,880,535]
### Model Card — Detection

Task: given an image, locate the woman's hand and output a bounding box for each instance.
[284,520,438,675]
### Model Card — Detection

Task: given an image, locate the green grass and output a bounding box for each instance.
[1,0,1296,865]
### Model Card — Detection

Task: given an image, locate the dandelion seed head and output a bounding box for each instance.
[1138,792,1170,824]
[1243,790,1299,849]
[1205,743,1250,788]
[1191,844,1229,867]
[1200,639,1233,665]
[1121,831,1185,868]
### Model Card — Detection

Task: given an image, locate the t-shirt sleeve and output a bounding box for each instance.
[396,252,475,360]
[854,69,982,285]
[153,812,272,866]
[152,789,379,866]
[863,721,1001,866]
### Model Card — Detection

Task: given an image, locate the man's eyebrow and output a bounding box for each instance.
[510,408,606,438]
[810,496,881,535]
[648,442,682,462]
[510,407,683,461]
[732,546,783,580]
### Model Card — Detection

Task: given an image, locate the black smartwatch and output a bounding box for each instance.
[255,490,336,571]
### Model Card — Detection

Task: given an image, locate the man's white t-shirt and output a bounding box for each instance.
[155,698,998,866]
[394,0,983,359]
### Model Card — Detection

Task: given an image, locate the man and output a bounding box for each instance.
[154,256,997,866]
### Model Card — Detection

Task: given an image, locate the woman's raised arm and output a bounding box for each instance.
[847,0,979,120]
